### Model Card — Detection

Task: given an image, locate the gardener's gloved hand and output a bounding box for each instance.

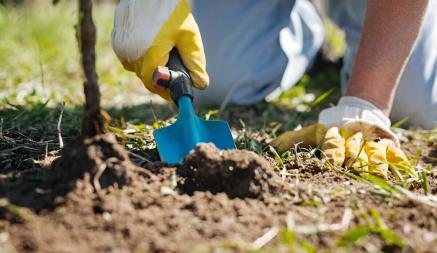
[111,0,209,100]
[271,96,417,179]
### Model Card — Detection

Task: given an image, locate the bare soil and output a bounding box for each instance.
[1,134,436,253]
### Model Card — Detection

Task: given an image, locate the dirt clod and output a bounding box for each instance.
[178,143,282,198]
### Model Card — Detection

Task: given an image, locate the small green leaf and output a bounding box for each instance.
[391,117,409,129]
[204,109,219,120]
[338,225,372,246]
[269,145,284,167]
[379,229,406,247]
[420,168,430,195]
[300,240,317,253]
[279,229,296,244]
[309,87,336,107]
[361,173,395,194]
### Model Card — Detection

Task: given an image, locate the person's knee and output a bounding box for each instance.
[391,71,437,130]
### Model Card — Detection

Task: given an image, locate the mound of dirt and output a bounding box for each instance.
[178,143,283,198]
[0,134,135,212]
[51,133,133,191]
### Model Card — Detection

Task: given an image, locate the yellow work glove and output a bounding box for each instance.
[271,97,417,179]
[112,0,209,100]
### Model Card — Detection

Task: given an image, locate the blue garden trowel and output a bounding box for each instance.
[152,49,236,164]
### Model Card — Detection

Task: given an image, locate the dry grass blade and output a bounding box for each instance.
[287,208,352,234]
[252,227,279,250]
[57,102,64,148]
[362,173,437,207]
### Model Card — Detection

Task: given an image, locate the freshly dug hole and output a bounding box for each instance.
[178,143,282,198]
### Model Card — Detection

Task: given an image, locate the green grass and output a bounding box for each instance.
[337,209,407,251]
[0,102,81,170]
[192,208,410,253]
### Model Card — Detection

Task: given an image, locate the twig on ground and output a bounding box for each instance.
[57,102,65,148]
[128,151,153,165]
[44,141,48,163]
[287,208,352,234]
[295,206,320,220]
[252,227,279,250]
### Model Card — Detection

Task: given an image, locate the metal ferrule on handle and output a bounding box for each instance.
[152,49,194,104]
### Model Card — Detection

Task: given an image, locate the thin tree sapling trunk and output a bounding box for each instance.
[49,0,132,192]
[79,0,103,137]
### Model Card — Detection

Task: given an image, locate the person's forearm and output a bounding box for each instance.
[345,0,429,115]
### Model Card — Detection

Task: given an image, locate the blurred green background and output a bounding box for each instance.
[0,0,164,108]
[0,0,346,109]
